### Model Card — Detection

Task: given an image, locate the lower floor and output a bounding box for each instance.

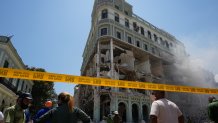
[82,88,151,123]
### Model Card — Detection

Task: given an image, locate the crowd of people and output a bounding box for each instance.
[0,91,218,123]
[99,111,121,123]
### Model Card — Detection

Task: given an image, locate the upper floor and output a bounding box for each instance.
[0,36,33,94]
[82,0,187,72]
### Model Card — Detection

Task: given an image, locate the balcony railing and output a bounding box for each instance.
[0,77,17,93]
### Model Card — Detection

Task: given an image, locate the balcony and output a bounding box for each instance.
[0,77,17,93]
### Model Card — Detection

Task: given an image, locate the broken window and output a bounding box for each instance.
[140,27,144,35]
[115,13,119,22]
[101,57,105,63]
[128,36,132,44]
[115,5,120,10]
[118,59,121,64]
[101,9,108,19]
[147,31,151,39]
[117,31,121,39]
[125,18,129,28]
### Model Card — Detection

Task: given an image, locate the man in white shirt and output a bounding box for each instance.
[149,90,184,123]
[0,111,4,123]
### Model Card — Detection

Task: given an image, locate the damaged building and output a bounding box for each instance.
[75,0,216,123]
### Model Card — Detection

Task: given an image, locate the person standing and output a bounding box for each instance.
[0,111,4,123]
[149,90,184,123]
[208,96,218,123]
[35,92,91,123]
[113,111,121,123]
[4,92,33,123]
[34,100,53,123]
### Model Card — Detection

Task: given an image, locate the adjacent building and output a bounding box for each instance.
[76,0,216,122]
[0,36,33,112]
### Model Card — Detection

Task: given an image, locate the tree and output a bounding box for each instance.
[27,67,57,116]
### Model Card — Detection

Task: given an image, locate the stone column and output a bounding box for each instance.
[94,41,101,122]
[127,97,132,123]
[139,98,143,121]
[93,89,100,122]
[110,94,116,113]
[97,41,100,77]
[110,38,114,79]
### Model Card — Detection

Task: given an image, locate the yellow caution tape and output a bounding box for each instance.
[0,68,218,94]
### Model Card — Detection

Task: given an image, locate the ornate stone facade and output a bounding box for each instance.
[0,36,33,112]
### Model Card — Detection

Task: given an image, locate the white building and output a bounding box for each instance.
[76,0,216,122]
[0,36,34,112]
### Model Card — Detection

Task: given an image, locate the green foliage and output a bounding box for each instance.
[27,67,57,116]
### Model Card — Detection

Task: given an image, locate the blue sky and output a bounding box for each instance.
[0,0,218,95]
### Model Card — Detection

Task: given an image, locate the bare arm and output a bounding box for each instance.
[77,108,91,123]
[150,115,157,123]
[178,115,184,123]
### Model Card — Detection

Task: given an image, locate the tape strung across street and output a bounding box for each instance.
[0,67,218,94]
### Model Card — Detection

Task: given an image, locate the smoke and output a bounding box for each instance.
[177,31,218,84]
[165,32,218,122]
[215,74,218,83]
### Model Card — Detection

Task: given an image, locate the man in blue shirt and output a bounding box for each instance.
[34,101,53,123]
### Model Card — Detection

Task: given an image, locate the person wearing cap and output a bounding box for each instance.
[35,92,91,123]
[208,96,218,123]
[4,92,33,123]
[113,111,121,123]
[149,90,184,123]
[34,100,53,123]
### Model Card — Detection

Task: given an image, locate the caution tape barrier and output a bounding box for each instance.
[0,68,218,94]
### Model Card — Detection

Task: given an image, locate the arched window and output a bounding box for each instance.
[118,102,127,122]
[132,104,139,122]
[101,9,108,19]
[142,105,149,122]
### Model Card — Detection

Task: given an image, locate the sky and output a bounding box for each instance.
[0,0,218,95]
